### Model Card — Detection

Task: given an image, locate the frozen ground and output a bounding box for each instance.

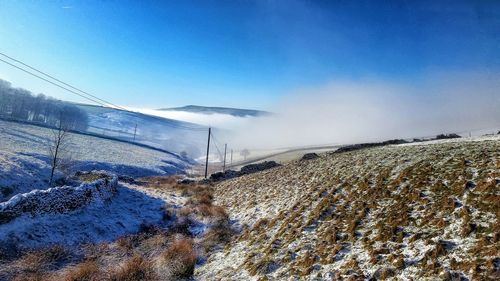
[0,120,191,202]
[78,104,209,157]
[197,135,500,280]
[0,185,165,252]
[0,172,171,252]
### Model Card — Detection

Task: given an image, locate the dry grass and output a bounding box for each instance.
[61,261,101,281]
[2,176,234,281]
[198,137,500,280]
[109,255,154,281]
[157,238,197,278]
[203,222,235,251]
[78,172,112,183]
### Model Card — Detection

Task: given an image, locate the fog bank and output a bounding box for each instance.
[226,72,500,150]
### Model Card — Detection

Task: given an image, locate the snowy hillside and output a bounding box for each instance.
[0,172,167,251]
[75,104,209,157]
[0,119,191,202]
[197,135,500,280]
[0,174,235,281]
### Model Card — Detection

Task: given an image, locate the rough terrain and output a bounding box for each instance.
[197,136,500,280]
[0,119,190,202]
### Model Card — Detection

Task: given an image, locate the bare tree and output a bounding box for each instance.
[0,79,88,130]
[48,116,72,186]
[240,149,250,160]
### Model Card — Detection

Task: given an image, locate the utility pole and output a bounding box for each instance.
[204,127,211,178]
[133,123,137,142]
[223,143,227,172]
[230,149,233,165]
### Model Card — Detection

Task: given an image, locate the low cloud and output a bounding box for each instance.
[224,71,500,150]
[124,107,253,129]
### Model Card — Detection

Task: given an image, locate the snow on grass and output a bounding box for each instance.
[0,150,55,202]
[197,135,500,280]
[0,171,117,224]
[0,180,166,252]
[0,120,191,201]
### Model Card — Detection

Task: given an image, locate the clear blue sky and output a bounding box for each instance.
[0,0,499,109]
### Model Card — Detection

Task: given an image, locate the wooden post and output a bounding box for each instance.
[133,123,137,141]
[204,127,211,178]
[223,143,227,172]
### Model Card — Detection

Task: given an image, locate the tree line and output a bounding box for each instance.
[0,79,88,131]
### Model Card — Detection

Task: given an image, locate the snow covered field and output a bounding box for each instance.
[78,104,209,157]
[0,179,166,252]
[197,135,500,280]
[0,119,191,202]
[0,173,235,281]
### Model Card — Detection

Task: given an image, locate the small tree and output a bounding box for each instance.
[48,116,72,186]
[180,151,188,159]
[240,149,250,160]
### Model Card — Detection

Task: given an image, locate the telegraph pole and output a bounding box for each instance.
[133,123,137,142]
[204,127,211,178]
[222,143,227,172]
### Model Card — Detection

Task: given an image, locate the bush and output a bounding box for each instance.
[435,133,461,140]
[158,239,197,278]
[110,255,154,281]
[301,153,319,160]
[202,222,234,251]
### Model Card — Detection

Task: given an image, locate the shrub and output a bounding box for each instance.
[435,133,461,140]
[194,191,213,205]
[203,223,234,250]
[197,204,229,222]
[158,239,197,278]
[110,255,154,281]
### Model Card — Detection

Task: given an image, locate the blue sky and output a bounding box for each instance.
[0,0,499,109]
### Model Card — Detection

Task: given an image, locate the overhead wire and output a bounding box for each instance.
[0,52,128,111]
[0,57,109,107]
[209,131,225,161]
[0,53,209,132]
[211,139,224,161]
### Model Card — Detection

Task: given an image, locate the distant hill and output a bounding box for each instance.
[159,105,270,117]
[74,104,208,158]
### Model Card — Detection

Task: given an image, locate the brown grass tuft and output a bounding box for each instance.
[109,255,154,281]
[158,238,197,278]
[203,222,234,251]
[62,260,101,281]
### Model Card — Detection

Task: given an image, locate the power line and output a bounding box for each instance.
[0,57,109,107]
[0,52,128,111]
[210,131,225,161]
[212,139,224,161]
[0,53,209,132]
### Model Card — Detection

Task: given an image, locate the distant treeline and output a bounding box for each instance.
[0,79,88,131]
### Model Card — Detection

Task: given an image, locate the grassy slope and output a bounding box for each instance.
[197,137,499,280]
[0,177,234,281]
